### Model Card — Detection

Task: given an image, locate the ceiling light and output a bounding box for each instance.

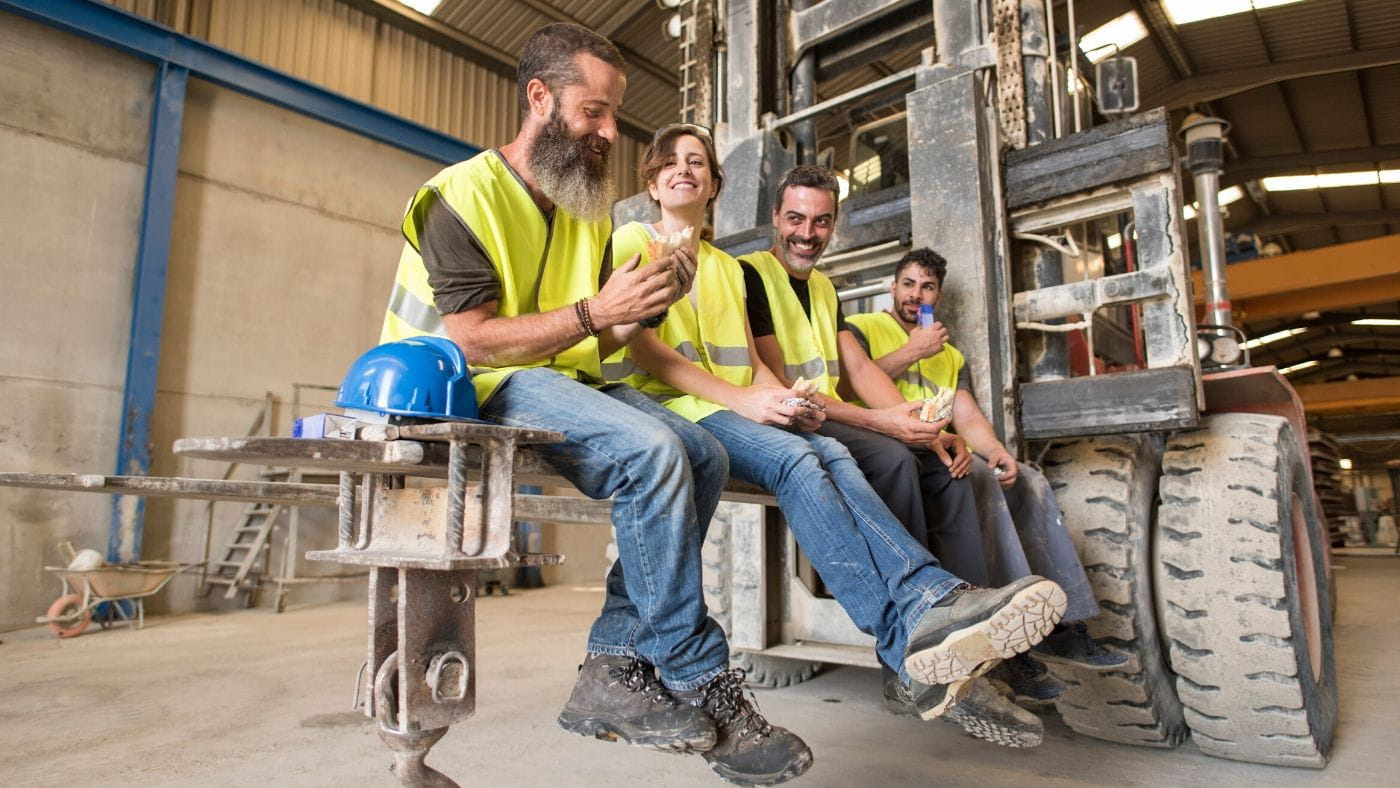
[1163,0,1305,26]
[1262,169,1400,191]
[1327,347,1344,358]
[1279,359,1318,375]
[1182,185,1245,220]
[1352,318,1400,327]
[1080,12,1149,63]
[1302,311,1321,320]
[1339,458,1353,470]
[397,0,442,14]
[663,12,683,40]
[1243,326,1307,350]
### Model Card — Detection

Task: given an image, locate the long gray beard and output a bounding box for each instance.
[529,115,616,222]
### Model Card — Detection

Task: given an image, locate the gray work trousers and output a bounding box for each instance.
[821,421,1098,623]
[816,420,980,566]
[967,456,1099,622]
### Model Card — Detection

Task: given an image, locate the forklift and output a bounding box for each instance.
[644,0,1336,769]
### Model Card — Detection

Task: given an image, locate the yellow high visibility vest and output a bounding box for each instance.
[379,150,609,405]
[739,250,842,399]
[602,222,752,422]
[845,310,966,401]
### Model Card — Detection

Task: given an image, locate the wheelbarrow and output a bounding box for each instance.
[37,560,203,638]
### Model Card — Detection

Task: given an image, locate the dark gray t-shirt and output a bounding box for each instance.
[415,151,611,315]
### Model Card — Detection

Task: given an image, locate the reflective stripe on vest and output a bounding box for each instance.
[379,151,609,404]
[740,250,842,399]
[386,280,444,337]
[845,310,965,402]
[605,223,752,423]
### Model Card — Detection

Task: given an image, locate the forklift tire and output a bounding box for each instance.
[703,503,824,689]
[46,593,92,638]
[732,653,822,689]
[1041,434,1187,747]
[1156,413,1337,767]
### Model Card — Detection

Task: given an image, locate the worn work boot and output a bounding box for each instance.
[1032,621,1130,670]
[943,677,1045,748]
[881,664,981,720]
[903,576,1067,686]
[676,668,813,786]
[884,668,1043,747]
[990,653,1066,704]
[557,654,717,753]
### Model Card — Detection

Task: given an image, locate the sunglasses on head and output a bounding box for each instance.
[652,122,713,145]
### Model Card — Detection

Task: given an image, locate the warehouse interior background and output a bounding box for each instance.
[1,0,1398,784]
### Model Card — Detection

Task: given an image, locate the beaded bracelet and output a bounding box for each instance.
[576,298,600,337]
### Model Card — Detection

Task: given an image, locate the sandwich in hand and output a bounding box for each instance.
[647,225,696,260]
[918,386,955,423]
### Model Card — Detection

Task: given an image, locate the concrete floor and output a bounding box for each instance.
[2,557,1394,787]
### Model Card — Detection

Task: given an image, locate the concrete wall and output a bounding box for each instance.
[2,12,621,631]
[0,12,439,629]
[0,14,151,631]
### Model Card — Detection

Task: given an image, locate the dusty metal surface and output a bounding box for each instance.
[177,423,565,788]
[0,472,339,506]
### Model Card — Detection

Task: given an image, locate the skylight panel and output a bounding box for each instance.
[1080,12,1148,63]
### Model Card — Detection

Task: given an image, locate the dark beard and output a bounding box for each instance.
[528,108,615,222]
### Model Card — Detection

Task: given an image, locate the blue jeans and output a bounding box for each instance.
[697,410,965,679]
[480,368,729,690]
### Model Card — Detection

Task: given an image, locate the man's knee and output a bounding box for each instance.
[863,443,918,481]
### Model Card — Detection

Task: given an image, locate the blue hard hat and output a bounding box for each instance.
[334,336,480,421]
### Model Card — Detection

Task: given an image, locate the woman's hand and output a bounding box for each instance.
[731,385,821,430]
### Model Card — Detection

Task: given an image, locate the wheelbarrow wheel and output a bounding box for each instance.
[46,593,92,638]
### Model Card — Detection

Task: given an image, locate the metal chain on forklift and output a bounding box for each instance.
[993,0,1027,149]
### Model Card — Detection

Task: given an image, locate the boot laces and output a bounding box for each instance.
[607,658,678,707]
[703,669,773,742]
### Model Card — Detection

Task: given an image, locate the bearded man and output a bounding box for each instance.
[380,23,812,786]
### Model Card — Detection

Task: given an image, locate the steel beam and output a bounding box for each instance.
[107,61,186,563]
[1154,46,1400,110]
[1191,234,1400,321]
[1222,145,1400,187]
[4,0,480,164]
[1293,376,1400,415]
[1245,211,1400,236]
[789,0,919,60]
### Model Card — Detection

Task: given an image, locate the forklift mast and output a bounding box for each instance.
[699,0,1202,451]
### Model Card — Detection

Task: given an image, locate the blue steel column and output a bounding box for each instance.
[109,62,188,563]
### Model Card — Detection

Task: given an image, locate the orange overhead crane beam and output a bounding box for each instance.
[1191,234,1400,322]
[1293,376,1400,415]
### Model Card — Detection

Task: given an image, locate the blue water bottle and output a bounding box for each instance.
[918,304,935,328]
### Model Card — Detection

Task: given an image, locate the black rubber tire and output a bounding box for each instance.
[1041,434,1187,747]
[702,502,822,689]
[1155,413,1337,767]
[732,652,822,689]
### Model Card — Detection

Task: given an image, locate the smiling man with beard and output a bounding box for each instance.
[378,23,811,785]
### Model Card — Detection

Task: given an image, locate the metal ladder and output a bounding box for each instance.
[198,468,299,603]
[196,391,277,607]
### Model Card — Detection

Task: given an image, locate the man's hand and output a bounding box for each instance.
[904,321,949,359]
[929,433,972,478]
[590,252,682,327]
[866,401,948,444]
[985,446,1018,489]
